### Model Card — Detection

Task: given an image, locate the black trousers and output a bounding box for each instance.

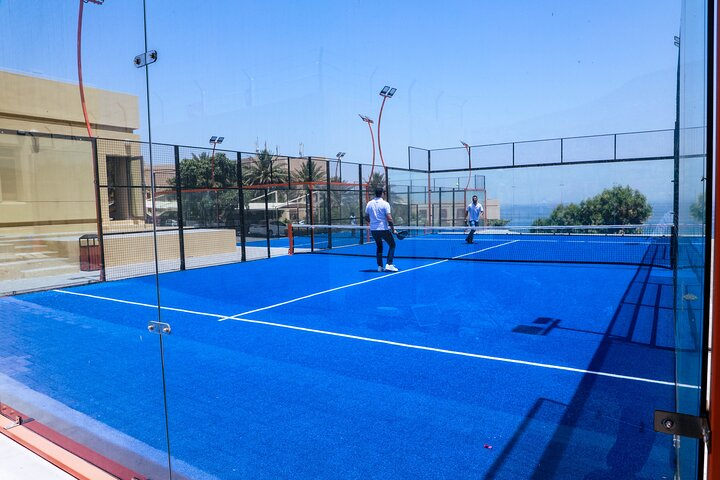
[371,230,395,266]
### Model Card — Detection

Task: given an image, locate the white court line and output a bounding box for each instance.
[219,240,520,320]
[52,289,225,318]
[221,314,698,390]
[50,282,695,389]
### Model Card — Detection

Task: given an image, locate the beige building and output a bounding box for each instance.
[0,70,142,232]
[0,71,236,291]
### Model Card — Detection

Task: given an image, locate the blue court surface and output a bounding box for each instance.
[0,240,685,479]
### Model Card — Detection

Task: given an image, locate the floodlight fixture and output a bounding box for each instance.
[674,36,680,47]
[376,86,396,167]
[358,114,374,124]
[209,135,225,186]
[460,140,469,149]
[336,152,346,159]
[84,0,105,4]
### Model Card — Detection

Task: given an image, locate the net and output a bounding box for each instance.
[288,224,673,268]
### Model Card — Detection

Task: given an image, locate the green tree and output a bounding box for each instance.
[166,152,239,227]
[292,158,326,183]
[533,185,652,226]
[690,192,705,222]
[367,171,385,191]
[243,149,288,185]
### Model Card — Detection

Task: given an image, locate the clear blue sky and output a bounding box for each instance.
[1,0,682,204]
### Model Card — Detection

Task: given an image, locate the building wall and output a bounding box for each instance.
[0,70,140,231]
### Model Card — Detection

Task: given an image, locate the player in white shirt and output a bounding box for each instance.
[364,186,398,272]
[465,195,484,243]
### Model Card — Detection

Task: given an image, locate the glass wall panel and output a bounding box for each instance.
[675,0,709,477]
[134,1,697,479]
[0,1,171,478]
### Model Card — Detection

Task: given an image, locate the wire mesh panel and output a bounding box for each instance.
[97,139,178,280]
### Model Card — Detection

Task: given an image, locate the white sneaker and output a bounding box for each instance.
[384,264,398,272]
[377,266,383,272]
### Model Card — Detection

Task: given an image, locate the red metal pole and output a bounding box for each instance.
[377,95,388,169]
[77,0,105,281]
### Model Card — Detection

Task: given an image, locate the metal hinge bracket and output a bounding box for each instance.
[654,410,710,447]
[134,50,158,68]
[147,321,172,335]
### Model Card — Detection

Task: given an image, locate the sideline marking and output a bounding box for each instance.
[52,289,224,318]
[221,314,697,389]
[50,283,695,389]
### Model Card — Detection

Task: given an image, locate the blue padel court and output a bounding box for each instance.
[0,236,687,479]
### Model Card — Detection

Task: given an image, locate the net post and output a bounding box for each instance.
[452,188,456,226]
[438,187,443,226]
[287,223,294,255]
[407,185,411,228]
[264,188,271,258]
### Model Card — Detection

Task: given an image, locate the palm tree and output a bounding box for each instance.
[242,149,288,185]
[291,158,326,184]
[367,171,385,192]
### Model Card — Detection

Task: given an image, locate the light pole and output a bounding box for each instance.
[358,114,376,187]
[460,140,471,190]
[335,152,346,180]
[377,86,396,171]
[209,136,224,186]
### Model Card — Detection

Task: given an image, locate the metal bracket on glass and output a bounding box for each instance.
[3,415,26,430]
[133,50,158,68]
[654,410,710,446]
[147,321,172,335]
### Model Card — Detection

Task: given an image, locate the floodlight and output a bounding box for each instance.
[217,137,224,144]
[358,114,374,124]
[336,152,346,158]
[387,88,397,97]
[209,136,218,143]
[460,140,469,148]
[380,86,390,96]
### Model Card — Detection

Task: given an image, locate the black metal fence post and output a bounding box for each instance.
[326,159,333,248]
[237,152,246,262]
[91,137,107,281]
[174,145,186,270]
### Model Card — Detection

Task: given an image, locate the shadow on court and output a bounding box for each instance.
[485,259,676,479]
